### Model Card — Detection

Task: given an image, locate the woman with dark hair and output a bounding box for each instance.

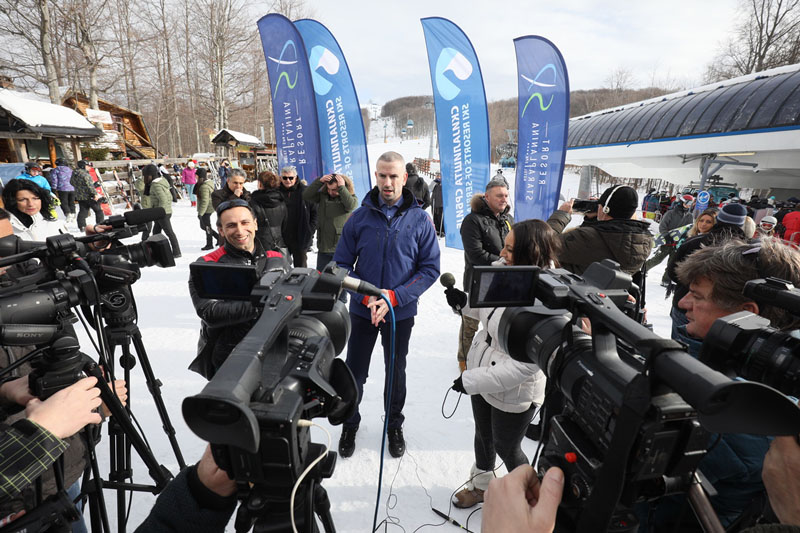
[249,171,288,257]
[448,218,560,509]
[144,164,182,258]
[3,179,66,240]
[195,168,218,251]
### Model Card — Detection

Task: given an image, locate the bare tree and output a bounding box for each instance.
[707,0,800,82]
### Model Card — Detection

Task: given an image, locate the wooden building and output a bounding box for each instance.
[0,88,102,163]
[62,91,158,159]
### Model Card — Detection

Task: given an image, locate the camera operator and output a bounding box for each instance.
[188,199,286,379]
[546,185,653,276]
[134,445,236,533]
[649,238,800,529]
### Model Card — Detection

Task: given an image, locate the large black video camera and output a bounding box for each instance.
[469,260,800,533]
[701,277,800,397]
[183,262,358,532]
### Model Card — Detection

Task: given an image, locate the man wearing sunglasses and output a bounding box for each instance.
[278,166,317,268]
[187,199,285,379]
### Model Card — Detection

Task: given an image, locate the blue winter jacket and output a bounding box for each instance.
[334,187,440,322]
[48,165,74,191]
[15,173,51,192]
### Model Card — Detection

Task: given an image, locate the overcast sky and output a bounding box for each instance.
[306,0,741,105]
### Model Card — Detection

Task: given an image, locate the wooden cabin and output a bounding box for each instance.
[62,91,158,159]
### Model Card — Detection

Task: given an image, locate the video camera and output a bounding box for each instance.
[701,277,800,397]
[469,260,800,533]
[183,262,359,532]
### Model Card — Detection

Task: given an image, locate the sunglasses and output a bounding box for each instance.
[281,175,296,181]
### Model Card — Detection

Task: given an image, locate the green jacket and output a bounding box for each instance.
[302,180,358,253]
[196,179,215,216]
[149,177,173,214]
[133,178,152,208]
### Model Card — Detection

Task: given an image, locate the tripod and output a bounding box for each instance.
[234,443,337,533]
[97,286,186,533]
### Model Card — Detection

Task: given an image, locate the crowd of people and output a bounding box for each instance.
[3,153,800,533]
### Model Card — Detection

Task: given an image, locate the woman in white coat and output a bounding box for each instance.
[449,219,562,509]
[3,179,66,241]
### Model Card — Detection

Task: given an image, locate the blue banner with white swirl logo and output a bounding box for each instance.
[422,17,491,250]
[294,18,371,201]
[514,36,570,222]
[257,14,322,183]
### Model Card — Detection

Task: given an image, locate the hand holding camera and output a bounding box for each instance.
[25,376,103,439]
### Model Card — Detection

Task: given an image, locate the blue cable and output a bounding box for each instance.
[372,293,396,532]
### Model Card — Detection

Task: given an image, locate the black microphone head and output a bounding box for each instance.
[440,272,456,288]
[124,207,166,226]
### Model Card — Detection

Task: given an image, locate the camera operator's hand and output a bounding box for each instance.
[25,376,102,439]
[0,376,35,406]
[445,287,468,314]
[451,375,466,394]
[196,445,236,498]
[86,224,113,251]
[763,435,800,526]
[482,465,563,533]
[558,199,574,214]
[100,379,128,418]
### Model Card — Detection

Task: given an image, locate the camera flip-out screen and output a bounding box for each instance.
[189,262,258,300]
[469,266,538,308]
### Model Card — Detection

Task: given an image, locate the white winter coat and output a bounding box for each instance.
[9,212,67,241]
[460,304,546,413]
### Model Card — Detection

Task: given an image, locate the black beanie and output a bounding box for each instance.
[598,185,638,219]
[141,164,159,179]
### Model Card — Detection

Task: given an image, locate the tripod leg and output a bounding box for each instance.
[314,483,336,533]
[130,329,186,469]
[84,428,111,533]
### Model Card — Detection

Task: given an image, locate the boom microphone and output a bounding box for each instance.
[440,272,456,289]
[124,207,165,226]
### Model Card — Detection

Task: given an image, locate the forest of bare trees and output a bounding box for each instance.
[1,0,799,161]
[0,0,314,157]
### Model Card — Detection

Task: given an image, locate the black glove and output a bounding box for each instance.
[451,375,466,394]
[445,287,468,313]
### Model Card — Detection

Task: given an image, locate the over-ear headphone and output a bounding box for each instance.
[602,185,622,214]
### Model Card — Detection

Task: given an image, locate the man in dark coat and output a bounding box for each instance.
[547,185,653,276]
[432,176,444,236]
[278,165,318,268]
[405,162,431,209]
[457,178,513,371]
[188,200,285,379]
[210,168,250,211]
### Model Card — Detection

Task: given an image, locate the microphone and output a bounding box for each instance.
[440,272,456,289]
[124,207,166,226]
[342,276,383,297]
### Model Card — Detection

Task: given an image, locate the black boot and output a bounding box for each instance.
[388,427,405,458]
[338,426,357,458]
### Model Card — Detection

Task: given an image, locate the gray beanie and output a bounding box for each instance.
[717,203,747,227]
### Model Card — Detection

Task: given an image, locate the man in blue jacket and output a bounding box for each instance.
[334,151,440,459]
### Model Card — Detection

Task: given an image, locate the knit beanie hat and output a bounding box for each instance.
[141,164,159,180]
[716,202,747,227]
[598,185,638,219]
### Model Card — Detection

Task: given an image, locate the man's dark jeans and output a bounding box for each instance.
[344,314,414,430]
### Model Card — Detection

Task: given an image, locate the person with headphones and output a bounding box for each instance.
[546,184,653,276]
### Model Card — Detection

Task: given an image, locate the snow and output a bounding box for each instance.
[217,128,265,147]
[0,88,99,132]
[65,137,669,531]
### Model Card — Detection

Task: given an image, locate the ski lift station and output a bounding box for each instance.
[565,64,800,198]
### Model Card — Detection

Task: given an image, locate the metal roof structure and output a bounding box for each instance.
[565,64,800,190]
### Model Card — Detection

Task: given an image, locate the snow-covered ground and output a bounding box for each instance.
[69,137,671,531]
